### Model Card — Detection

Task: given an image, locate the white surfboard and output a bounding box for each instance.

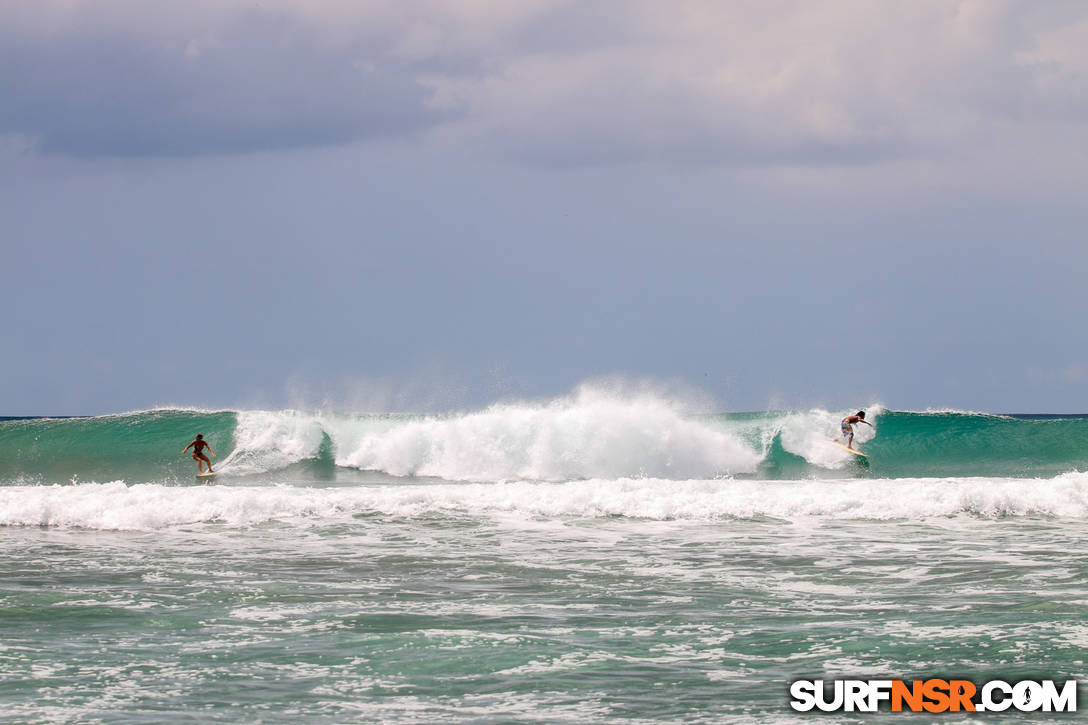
[196,471,217,478]
[832,441,868,457]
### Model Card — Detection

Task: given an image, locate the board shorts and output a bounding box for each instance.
[841,422,852,435]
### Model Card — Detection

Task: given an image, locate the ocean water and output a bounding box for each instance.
[3,387,1088,723]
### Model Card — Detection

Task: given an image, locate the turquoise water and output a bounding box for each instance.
[3,393,1088,722]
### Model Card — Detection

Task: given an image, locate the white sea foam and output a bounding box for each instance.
[218,410,329,475]
[223,386,764,481]
[764,406,882,469]
[3,471,1087,530]
[216,389,891,481]
[915,407,1013,417]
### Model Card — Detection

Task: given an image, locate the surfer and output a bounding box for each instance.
[183,434,215,473]
[840,412,872,450]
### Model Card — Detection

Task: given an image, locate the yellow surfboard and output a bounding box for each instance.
[196,472,217,478]
[832,441,868,457]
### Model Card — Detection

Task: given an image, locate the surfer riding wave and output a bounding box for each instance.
[840,411,872,451]
[183,434,215,473]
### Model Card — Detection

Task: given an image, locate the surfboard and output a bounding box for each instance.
[196,472,217,478]
[832,441,868,457]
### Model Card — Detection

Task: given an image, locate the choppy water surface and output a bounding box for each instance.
[3,506,1088,723]
[3,393,1088,722]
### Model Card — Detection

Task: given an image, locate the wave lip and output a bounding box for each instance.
[218,410,329,476]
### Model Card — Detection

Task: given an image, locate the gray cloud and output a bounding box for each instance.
[427,1,1088,173]
[2,0,1087,184]
[0,7,447,157]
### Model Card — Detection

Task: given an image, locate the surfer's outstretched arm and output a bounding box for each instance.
[182,441,195,453]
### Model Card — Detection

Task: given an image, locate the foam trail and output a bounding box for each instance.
[4,472,1088,530]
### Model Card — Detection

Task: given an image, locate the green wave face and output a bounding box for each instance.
[820,411,1088,479]
[0,410,237,484]
[2,408,1087,484]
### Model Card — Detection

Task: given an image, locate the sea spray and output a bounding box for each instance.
[334,387,761,481]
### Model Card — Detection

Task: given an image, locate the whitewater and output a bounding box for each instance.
[3,386,1088,722]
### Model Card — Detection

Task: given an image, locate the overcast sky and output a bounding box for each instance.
[3,0,1087,414]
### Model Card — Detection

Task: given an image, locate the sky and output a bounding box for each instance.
[3,0,1087,415]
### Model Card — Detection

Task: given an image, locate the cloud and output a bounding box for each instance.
[2,0,1087,187]
[428,1,1088,171]
[0,2,457,157]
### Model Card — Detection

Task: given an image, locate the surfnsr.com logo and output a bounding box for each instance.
[789,679,1077,713]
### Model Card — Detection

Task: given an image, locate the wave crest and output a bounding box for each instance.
[225,387,763,481]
